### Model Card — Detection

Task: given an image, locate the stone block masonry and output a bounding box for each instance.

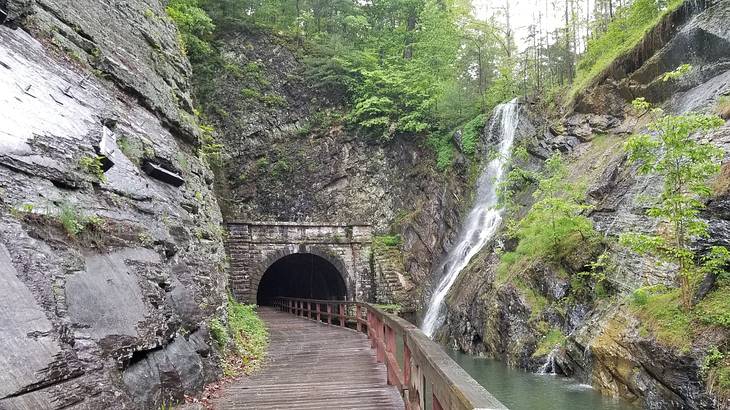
[226,221,375,303]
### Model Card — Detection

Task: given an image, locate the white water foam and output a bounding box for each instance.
[421,98,520,338]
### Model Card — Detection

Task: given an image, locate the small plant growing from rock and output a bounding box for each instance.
[78,155,107,182]
[620,99,727,310]
[660,63,692,82]
[58,203,84,237]
[715,95,730,120]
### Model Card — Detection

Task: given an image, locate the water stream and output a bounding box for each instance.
[421,99,520,337]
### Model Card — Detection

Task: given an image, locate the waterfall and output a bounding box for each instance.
[537,348,560,375]
[421,98,520,338]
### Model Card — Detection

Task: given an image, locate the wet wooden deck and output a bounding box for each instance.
[212,307,404,410]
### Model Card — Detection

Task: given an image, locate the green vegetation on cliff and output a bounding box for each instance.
[620,101,727,309]
[499,153,598,276]
[571,0,684,99]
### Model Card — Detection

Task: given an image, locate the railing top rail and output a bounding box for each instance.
[226,220,372,228]
[273,297,507,410]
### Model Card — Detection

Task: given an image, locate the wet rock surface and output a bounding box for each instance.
[0,2,226,408]
[441,2,730,409]
[208,32,473,295]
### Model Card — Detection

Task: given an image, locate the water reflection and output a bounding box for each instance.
[447,349,634,410]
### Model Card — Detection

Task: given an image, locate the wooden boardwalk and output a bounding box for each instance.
[212,307,404,410]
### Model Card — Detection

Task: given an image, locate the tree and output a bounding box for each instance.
[620,100,727,310]
[504,153,596,263]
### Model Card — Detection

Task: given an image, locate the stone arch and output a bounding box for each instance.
[251,244,354,304]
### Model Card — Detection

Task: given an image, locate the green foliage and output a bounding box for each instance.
[502,154,596,266]
[661,63,692,82]
[695,285,730,328]
[374,234,401,247]
[200,123,223,165]
[629,282,730,357]
[631,287,650,306]
[226,296,269,375]
[533,328,566,357]
[571,0,684,99]
[270,160,291,178]
[166,0,214,62]
[78,155,106,182]
[427,133,454,171]
[460,114,486,156]
[702,346,730,399]
[715,95,730,120]
[620,104,726,309]
[209,318,229,348]
[59,203,85,238]
[630,286,692,351]
[212,296,269,377]
[374,304,402,314]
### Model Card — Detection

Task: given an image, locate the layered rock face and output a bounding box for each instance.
[207,33,474,300]
[0,1,226,408]
[442,1,730,409]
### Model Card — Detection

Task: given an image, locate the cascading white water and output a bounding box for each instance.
[421,98,520,338]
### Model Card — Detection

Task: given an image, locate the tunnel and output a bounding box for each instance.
[256,253,347,306]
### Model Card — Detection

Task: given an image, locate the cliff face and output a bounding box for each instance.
[442,1,730,409]
[206,32,474,300]
[0,1,227,408]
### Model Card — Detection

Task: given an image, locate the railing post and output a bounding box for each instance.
[327,303,332,325]
[316,302,321,322]
[289,300,293,314]
[356,305,362,332]
[403,336,411,386]
[339,303,345,327]
[307,301,311,319]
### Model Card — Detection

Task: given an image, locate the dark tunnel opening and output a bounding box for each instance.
[256,253,347,306]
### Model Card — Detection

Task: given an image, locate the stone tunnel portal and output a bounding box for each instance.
[256,253,347,306]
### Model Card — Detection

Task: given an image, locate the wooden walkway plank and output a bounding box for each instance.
[212,308,404,410]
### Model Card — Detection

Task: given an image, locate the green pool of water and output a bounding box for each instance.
[447,349,635,410]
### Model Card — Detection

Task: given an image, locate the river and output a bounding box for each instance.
[447,349,635,409]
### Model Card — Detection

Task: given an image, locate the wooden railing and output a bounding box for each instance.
[272,297,507,410]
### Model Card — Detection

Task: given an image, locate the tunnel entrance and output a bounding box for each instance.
[256,253,347,306]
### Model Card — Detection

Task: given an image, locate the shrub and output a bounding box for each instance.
[78,155,106,182]
[212,296,268,377]
[620,105,725,309]
[460,114,486,156]
[209,318,228,348]
[428,133,454,171]
[165,0,214,62]
[715,96,730,120]
[58,203,85,238]
[503,154,595,264]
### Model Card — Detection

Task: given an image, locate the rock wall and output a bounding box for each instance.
[441,1,730,409]
[0,1,227,409]
[206,32,475,303]
[225,222,373,303]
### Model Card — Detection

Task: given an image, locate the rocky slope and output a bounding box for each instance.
[441,1,730,409]
[0,1,227,408]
